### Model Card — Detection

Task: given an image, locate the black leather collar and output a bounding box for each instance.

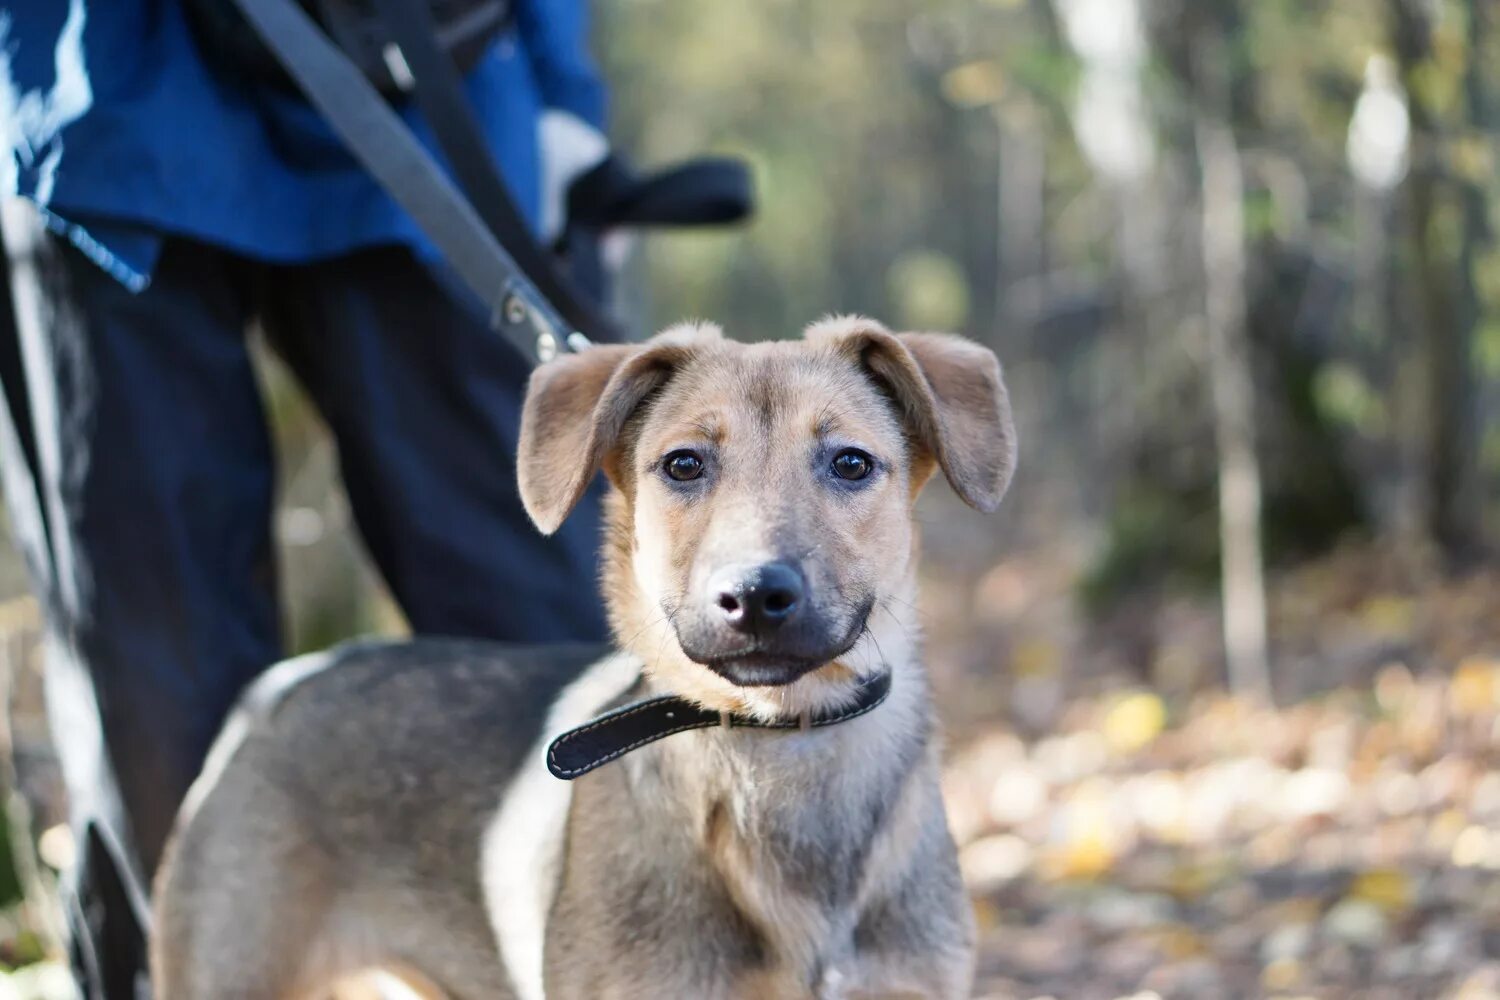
[546,671,893,780]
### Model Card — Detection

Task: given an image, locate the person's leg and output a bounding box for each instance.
[0,207,281,998]
[262,247,608,643]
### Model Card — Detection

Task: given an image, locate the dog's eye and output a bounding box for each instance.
[664,451,705,482]
[831,449,874,481]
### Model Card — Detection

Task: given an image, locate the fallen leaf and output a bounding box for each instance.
[1347,868,1413,914]
[1103,691,1168,754]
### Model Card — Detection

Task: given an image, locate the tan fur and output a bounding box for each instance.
[154,316,1012,999]
[534,317,1013,720]
[538,317,1009,997]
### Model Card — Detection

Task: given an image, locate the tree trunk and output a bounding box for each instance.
[1389,0,1483,563]
[995,104,1047,334]
[1453,0,1492,555]
[1194,31,1272,703]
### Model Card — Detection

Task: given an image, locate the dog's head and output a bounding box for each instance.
[518,316,1015,716]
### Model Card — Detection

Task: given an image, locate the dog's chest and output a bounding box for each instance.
[476,655,965,999]
[539,742,922,999]
[543,780,859,999]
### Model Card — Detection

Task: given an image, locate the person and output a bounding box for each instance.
[0,1,614,994]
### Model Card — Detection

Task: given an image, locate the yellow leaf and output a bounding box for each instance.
[1450,658,1500,716]
[1348,868,1412,914]
[1012,638,1060,679]
[1265,896,1324,926]
[971,896,1003,932]
[1358,595,1414,638]
[1040,833,1115,882]
[1147,924,1209,960]
[1450,134,1495,184]
[941,61,1006,108]
[1103,691,1167,753]
[1165,862,1215,901]
[1426,808,1468,852]
[1261,957,1302,992]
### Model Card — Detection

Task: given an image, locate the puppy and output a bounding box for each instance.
[151,316,1016,999]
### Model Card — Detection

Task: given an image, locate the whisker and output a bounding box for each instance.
[649,613,675,676]
[881,592,923,616]
[863,623,891,673]
[878,600,923,641]
[616,608,673,651]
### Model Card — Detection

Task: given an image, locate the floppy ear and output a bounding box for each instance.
[811,319,1016,511]
[518,341,689,534]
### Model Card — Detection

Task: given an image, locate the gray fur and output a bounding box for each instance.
[153,320,998,998]
[153,634,973,999]
[152,639,605,999]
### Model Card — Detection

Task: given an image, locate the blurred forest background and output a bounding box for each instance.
[0,0,1499,997]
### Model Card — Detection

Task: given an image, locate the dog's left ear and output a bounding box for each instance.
[811,318,1016,511]
[518,327,714,534]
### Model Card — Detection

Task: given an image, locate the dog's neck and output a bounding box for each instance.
[599,492,939,984]
[626,600,936,989]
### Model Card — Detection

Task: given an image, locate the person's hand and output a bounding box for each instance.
[538,109,608,243]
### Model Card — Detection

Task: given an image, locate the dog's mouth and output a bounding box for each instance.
[677,601,873,687]
[699,651,834,687]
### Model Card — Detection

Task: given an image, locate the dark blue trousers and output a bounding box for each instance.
[0,211,608,998]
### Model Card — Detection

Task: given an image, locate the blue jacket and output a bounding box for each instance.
[1,0,605,289]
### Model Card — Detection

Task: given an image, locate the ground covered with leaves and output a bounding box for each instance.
[0,547,1496,999]
[931,546,1500,1000]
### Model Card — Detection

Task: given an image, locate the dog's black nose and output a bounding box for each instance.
[710,562,804,633]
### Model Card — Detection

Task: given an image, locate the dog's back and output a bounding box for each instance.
[153,319,1013,998]
[152,638,609,999]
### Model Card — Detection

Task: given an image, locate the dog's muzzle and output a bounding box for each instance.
[675,562,875,687]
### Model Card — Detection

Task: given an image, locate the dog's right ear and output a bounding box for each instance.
[518,327,714,534]
[807,316,1015,512]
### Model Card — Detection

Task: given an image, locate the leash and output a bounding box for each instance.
[364,0,621,344]
[230,0,754,365]
[546,671,894,779]
[231,0,610,363]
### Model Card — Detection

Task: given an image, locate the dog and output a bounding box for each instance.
[150,316,1016,999]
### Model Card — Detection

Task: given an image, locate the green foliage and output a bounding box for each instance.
[239,0,1499,652]
[0,817,20,911]
[887,250,970,330]
[1078,484,1221,615]
[1477,320,1500,378]
[238,0,1500,643]
[599,0,1079,340]
[1314,362,1388,434]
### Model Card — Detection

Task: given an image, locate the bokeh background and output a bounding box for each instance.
[1,0,1499,997]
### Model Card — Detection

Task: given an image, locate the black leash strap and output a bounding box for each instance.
[547,671,894,779]
[230,0,611,362]
[366,0,620,344]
